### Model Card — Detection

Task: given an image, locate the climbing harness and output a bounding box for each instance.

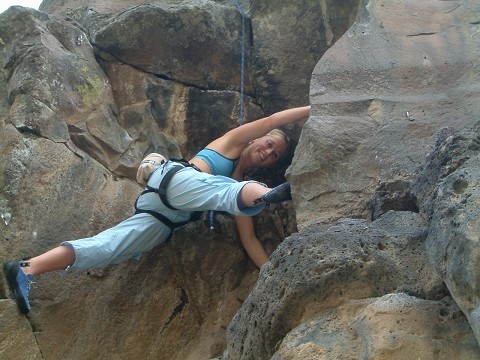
[134,160,202,239]
[134,3,249,234]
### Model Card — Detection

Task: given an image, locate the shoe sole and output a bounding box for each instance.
[3,262,30,314]
[264,183,292,203]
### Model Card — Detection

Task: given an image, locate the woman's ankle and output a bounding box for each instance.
[19,260,33,276]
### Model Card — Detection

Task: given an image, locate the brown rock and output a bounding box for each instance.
[289,0,480,229]
[0,300,43,360]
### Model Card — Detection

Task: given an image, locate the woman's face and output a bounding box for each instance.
[244,134,288,169]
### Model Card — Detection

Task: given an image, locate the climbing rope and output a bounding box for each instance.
[210,0,247,231]
[232,0,246,125]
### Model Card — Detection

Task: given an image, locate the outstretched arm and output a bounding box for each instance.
[235,215,269,268]
[207,105,311,159]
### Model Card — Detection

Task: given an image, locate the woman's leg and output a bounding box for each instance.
[239,182,292,206]
[3,245,75,314]
[4,213,170,314]
[22,245,76,276]
[239,182,270,205]
[163,167,292,216]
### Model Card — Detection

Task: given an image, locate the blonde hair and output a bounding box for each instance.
[267,128,289,145]
[266,128,290,162]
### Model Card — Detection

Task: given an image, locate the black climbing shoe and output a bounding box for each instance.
[3,261,33,314]
[253,182,292,205]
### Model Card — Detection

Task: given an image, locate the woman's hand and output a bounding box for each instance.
[207,105,311,159]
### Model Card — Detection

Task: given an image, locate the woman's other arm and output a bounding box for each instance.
[235,215,269,268]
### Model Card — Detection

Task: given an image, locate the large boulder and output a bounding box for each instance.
[224,211,478,358]
[222,0,480,357]
[272,294,480,359]
[415,123,480,346]
[248,0,359,112]
[0,300,42,359]
[289,0,480,229]
[1,1,332,358]
[3,0,480,358]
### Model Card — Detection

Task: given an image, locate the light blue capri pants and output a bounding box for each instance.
[62,161,266,270]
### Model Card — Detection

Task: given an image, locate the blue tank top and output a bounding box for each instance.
[194,148,237,177]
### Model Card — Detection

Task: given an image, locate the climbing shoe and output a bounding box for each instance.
[253,182,292,205]
[3,261,33,314]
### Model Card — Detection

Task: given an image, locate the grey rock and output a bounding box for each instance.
[289,0,480,229]
[1,0,480,359]
[224,212,448,358]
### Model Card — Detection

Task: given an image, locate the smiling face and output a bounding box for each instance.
[243,133,288,170]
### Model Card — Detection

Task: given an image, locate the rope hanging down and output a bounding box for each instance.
[232,0,246,125]
[210,0,247,231]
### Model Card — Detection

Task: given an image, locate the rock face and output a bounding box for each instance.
[224,212,478,358]
[272,293,479,359]
[289,0,480,228]
[417,125,480,347]
[223,0,480,359]
[1,0,480,359]
[0,300,42,359]
[0,1,346,359]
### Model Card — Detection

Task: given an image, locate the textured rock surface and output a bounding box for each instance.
[247,0,359,113]
[92,3,249,90]
[0,300,42,359]
[289,0,480,229]
[224,0,480,358]
[2,0,480,359]
[272,294,480,360]
[415,124,480,347]
[0,1,341,359]
[224,212,455,358]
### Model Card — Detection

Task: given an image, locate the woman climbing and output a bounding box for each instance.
[4,105,311,314]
